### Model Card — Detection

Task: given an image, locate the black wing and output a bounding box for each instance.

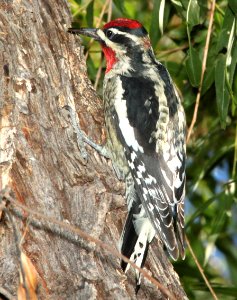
[114,72,186,259]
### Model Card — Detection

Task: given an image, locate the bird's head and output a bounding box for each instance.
[68,18,152,73]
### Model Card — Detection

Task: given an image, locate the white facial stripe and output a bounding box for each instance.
[97,29,106,40]
[97,28,141,47]
[107,28,141,43]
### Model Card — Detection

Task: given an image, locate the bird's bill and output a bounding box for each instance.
[68,28,101,41]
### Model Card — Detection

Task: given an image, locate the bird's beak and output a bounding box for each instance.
[68,28,102,42]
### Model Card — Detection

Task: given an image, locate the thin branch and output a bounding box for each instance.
[157,43,189,59]
[186,236,218,300]
[0,287,14,299]
[4,191,177,300]
[187,0,216,142]
[95,0,111,28]
[107,0,112,23]
[72,0,94,18]
[4,209,31,300]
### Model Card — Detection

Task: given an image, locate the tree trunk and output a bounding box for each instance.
[0,1,188,299]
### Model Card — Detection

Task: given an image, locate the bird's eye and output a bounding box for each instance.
[106,30,114,39]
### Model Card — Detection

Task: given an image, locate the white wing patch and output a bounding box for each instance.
[114,79,144,153]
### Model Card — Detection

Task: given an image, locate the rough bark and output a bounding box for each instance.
[0,1,188,299]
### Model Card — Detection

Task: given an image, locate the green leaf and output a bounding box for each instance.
[191,138,234,193]
[212,285,237,297]
[180,0,189,8]
[158,0,166,34]
[150,0,162,47]
[215,54,230,128]
[186,0,200,29]
[201,65,215,95]
[216,5,235,54]
[185,46,202,87]
[86,0,94,27]
[231,39,237,115]
[229,41,237,86]
[229,0,237,15]
[226,20,237,86]
[170,0,183,7]
[168,24,187,40]
[186,195,217,228]
[170,0,186,19]
[188,282,237,296]
[113,0,126,15]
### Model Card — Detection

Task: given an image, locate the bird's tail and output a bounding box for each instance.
[119,190,155,293]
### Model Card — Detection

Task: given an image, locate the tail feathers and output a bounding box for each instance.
[176,221,186,259]
[173,202,186,259]
[119,183,155,293]
[133,239,149,294]
[120,186,142,272]
[120,213,153,293]
[122,228,150,294]
[120,210,138,272]
[177,202,186,259]
[162,221,185,260]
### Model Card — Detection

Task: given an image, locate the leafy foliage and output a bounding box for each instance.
[68,0,237,299]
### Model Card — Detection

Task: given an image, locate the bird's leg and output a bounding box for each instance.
[64,105,110,160]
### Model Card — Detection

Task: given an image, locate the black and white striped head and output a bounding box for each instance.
[68,18,152,73]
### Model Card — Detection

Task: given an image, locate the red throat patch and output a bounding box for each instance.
[102,46,117,73]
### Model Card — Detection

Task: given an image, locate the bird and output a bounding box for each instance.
[68,18,186,292]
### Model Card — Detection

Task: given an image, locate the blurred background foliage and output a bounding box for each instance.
[68,0,237,299]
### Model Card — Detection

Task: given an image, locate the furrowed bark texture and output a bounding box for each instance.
[0,1,188,299]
